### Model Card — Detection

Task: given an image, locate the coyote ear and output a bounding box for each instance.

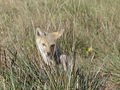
[36,28,47,37]
[52,29,64,39]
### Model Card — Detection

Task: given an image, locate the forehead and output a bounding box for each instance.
[40,35,55,44]
[48,35,56,43]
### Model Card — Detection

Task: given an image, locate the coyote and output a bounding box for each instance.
[35,28,69,71]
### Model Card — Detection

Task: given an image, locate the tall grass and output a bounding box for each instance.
[0,0,120,89]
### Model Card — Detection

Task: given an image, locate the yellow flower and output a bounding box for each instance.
[87,47,93,52]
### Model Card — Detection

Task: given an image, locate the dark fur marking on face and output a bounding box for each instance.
[50,44,62,64]
[42,43,46,47]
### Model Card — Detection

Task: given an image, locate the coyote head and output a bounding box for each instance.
[35,28,64,65]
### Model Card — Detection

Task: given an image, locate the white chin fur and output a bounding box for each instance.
[36,40,49,65]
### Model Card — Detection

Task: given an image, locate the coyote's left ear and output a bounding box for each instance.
[36,28,47,37]
[51,29,64,39]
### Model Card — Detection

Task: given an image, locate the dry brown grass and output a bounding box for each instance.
[0,0,120,89]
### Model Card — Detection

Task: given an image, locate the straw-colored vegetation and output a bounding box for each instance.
[0,0,120,89]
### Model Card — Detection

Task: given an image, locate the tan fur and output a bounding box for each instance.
[35,28,64,65]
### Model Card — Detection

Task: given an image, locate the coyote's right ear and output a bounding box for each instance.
[51,29,64,39]
[36,28,47,37]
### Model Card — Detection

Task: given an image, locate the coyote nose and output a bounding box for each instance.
[47,52,51,56]
[50,44,55,51]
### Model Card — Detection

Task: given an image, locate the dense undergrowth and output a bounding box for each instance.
[0,0,120,89]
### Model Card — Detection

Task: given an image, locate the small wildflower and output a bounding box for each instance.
[87,47,93,52]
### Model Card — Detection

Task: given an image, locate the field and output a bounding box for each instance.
[0,0,120,90]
